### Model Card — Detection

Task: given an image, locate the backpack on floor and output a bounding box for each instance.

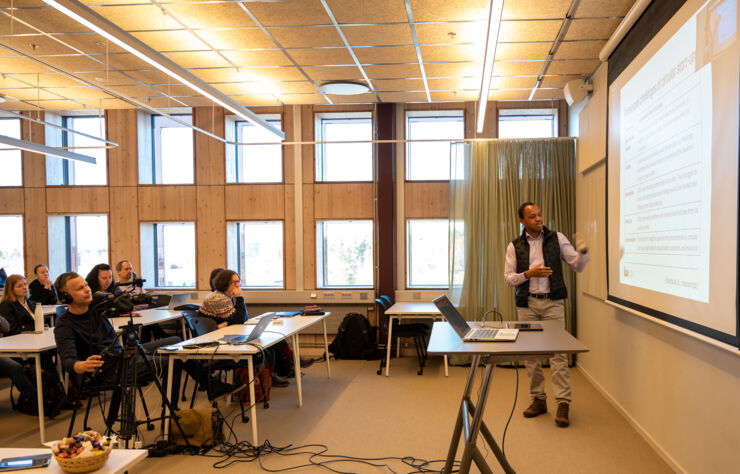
[329,313,377,360]
[13,363,67,419]
[236,366,271,408]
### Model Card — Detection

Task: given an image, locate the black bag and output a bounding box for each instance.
[329,313,377,360]
[14,363,67,419]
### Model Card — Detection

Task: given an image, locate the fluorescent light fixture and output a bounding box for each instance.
[0,134,97,163]
[41,0,285,141]
[476,0,504,133]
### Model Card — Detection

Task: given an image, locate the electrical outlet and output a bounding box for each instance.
[413,292,422,299]
[341,292,352,298]
[360,292,368,300]
[310,292,317,298]
[324,292,335,298]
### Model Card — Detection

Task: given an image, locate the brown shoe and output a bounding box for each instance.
[555,402,570,427]
[523,398,547,418]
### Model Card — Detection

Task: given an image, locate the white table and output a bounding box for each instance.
[0,329,57,445]
[427,321,589,474]
[383,302,448,377]
[109,308,187,338]
[160,313,332,444]
[0,447,147,474]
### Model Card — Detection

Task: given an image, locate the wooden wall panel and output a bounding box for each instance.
[23,188,47,276]
[138,186,197,221]
[302,184,315,289]
[464,102,476,138]
[283,185,296,290]
[109,186,140,274]
[406,102,465,111]
[193,106,226,185]
[404,182,449,218]
[0,189,24,213]
[46,187,109,213]
[196,185,226,290]
[21,112,46,187]
[314,183,374,219]
[105,109,139,186]
[301,105,314,183]
[224,185,285,220]
[282,105,295,184]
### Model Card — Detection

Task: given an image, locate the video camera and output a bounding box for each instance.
[92,291,153,318]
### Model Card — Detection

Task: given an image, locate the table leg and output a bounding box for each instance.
[180,318,187,340]
[444,355,449,377]
[384,316,395,377]
[322,318,332,378]
[163,356,174,441]
[247,356,258,444]
[443,355,480,473]
[458,362,495,473]
[34,354,46,445]
[292,334,303,408]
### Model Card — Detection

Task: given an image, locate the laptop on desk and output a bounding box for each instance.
[155,293,190,310]
[219,313,275,344]
[433,295,518,342]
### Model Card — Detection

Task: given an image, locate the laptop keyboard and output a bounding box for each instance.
[468,328,499,339]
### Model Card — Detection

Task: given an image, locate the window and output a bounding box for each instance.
[48,215,108,277]
[227,116,282,183]
[406,111,464,180]
[0,215,24,275]
[47,116,107,185]
[140,222,195,287]
[316,220,373,287]
[227,221,284,288]
[315,112,372,182]
[0,118,22,186]
[498,109,557,138]
[407,219,449,288]
[142,115,194,184]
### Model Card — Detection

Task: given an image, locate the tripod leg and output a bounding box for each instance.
[136,385,155,431]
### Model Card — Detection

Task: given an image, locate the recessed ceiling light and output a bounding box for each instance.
[318,81,370,95]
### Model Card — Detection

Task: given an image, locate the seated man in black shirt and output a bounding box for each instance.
[53,272,243,421]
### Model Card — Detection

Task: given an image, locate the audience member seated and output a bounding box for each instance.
[28,264,57,305]
[115,260,166,341]
[53,272,243,417]
[200,269,295,387]
[0,315,37,404]
[0,274,39,335]
[85,263,115,294]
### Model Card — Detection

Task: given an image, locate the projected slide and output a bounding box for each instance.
[619,16,713,303]
[607,0,739,343]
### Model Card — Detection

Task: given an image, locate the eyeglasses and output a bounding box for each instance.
[230,279,241,286]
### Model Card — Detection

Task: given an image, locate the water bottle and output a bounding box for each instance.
[34,303,44,334]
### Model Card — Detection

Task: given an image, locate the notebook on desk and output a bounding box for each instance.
[433,295,518,342]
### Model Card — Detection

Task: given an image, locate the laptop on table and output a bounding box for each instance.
[433,295,519,342]
[219,313,276,344]
[154,292,190,310]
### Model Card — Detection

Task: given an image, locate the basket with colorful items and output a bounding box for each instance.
[51,430,114,473]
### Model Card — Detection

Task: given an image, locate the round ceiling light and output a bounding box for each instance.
[318,81,370,95]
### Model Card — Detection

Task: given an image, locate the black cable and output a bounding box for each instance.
[501,362,519,457]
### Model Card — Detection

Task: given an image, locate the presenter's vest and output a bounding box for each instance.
[512,226,567,307]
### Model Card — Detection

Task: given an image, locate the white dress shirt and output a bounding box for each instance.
[504,231,589,293]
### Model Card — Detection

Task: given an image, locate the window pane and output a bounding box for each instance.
[67,117,107,185]
[406,115,464,180]
[72,215,109,276]
[317,220,373,287]
[153,116,193,184]
[232,221,284,287]
[0,118,22,186]
[157,223,195,287]
[316,116,372,182]
[0,215,24,275]
[235,120,282,182]
[407,219,449,287]
[498,116,555,138]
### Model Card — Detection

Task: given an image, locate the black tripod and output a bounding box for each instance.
[103,319,191,449]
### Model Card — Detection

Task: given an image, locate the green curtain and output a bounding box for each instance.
[449,138,576,334]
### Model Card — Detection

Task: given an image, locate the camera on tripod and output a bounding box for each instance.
[92,291,153,318]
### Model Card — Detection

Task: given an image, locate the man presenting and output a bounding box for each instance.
[504,202,589,427]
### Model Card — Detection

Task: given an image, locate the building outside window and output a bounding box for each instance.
[227,221,284,288]
[141,115,194,184]
[316,220,373,287]
[315,112,372,182]
[406,111,464,181]
[140,222,195,287]
[228,116,282,183]
[48,215,108,277]
[0,118,22,186]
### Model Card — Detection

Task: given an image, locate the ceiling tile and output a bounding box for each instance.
[565,18,623,41]
[269,27,344,48]
[354,46,418,64]
[242,0,331,27]
[232,94,283,106]
[499,20,562,42]
[503,0,571,19]
[325,0,409,24]
[364,63,422,80]
[546,58,600,75]
[575,0,634,18]
[275,93,326,105]
[492,76,539,89]
[329,92,377,103]
[44,86,110,100]
[540,75,587,88]
[492,60,544,75]
[225,50,293,68]
[0,87,61,101]
[287,48,355,66]
[193,29,276,50]
[427,77,479,91]
[526,88,564,100]
[342,24,413,47]
[420,44,481,62]
[425,61,481,79]
[496,42,551,60]
[415,21,487,45]
[432,90,476,101]
[131,30,209,51]
[554,40,605,59]
[90,4,174,31]
[379,91,428,102]
[409,0,490,22]
[163,3,256,29]
[372,79,426,92]
[164,51,234,69]
[9,8,93,34]
[301,65,363,81]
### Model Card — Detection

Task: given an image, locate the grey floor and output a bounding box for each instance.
[0,352,672,473]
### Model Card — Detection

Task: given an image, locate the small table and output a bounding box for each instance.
[427,321,589,474]
[0,447,147,474]
[383,302,448,377]
[0,329,57,445]
[109,308,187,337]
[160,313,332,444]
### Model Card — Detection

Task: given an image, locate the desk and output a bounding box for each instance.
[0,447,147,474]
[160,313,331,444]
[427,321,588,474]
[0,329,57,445]
[383,303,447,377]
[109,308,187,337]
